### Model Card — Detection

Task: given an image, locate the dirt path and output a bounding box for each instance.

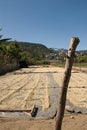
[0,114,87,130]
[0,66,87,129]
[0,66,87,114]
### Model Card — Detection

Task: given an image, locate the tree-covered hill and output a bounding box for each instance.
[18,41,50,55]
[0,38,50,67]
[0,29,87,68]
[10,41,50,65]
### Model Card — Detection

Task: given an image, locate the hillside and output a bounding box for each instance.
[1,38,87,67]
[9,42,87,65]
[18,41,50,54]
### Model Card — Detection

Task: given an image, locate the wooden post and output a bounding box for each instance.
[55,37,80,130]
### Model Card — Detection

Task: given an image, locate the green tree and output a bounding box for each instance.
[74,54,87,63]
[0,29,11,64]
[6,41,21,64]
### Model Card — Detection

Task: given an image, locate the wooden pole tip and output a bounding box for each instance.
[70,37,80,50]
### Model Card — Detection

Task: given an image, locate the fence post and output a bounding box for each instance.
[55,37,80,130]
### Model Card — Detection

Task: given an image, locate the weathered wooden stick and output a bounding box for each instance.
[55,37,80,130]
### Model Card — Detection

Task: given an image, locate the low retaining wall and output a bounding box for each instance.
[0,64,19,75]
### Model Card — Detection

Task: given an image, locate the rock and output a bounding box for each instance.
[70,116,75,119]
[65,106,75,113]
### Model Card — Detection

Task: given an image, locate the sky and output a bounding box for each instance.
[0,0,87,50]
